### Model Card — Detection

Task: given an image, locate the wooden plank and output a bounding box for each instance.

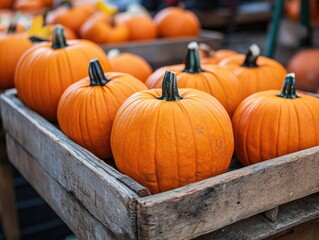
[198,193,319,240]
[6,135,116,240]
[137,146,319,240]
[1,89,149,239]
[101,30,224,69]
[0,89,20,240]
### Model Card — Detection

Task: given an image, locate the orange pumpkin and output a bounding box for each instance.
[111,70,234,193]
[0,22,32,88]
[79,12,129,43]
[287,49,319,92]
[199,43,238,65]
[46,0,95,33]
[14,0,53,13]
[284,0,319,23]
[15,25,111,121]
[146,42,240,116]
[109,50,152,82]
[153,7,200,38]
[57,58,147,159]
[116,15,157,41]
[219,44,287,101]
[0,23,25,33]
[0,0,15,9]
[232,73,319,166]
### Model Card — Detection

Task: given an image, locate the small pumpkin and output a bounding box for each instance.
[0,0,15,9]
[232,73,319,166]
[153,7,200,38]
[15,25,111,121]
[111,70,234,194]
[46,0,95,33]
[108,49,152,82]
[14,0,53,13]
[0,22,32,88]
[199,43,238,65]
[287,49,319,92]
[116,15,157,41]
[219,44,287,100]
[57,58,147,159]
[284,0,319,23]
[146,42,241,116]
[79,12,129,43]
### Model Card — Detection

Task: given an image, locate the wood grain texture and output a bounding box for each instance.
[137,146,319,240]
[1,90,149,239]
[0,117,20,240]
[199,193,319,240]
[6,135,116,240]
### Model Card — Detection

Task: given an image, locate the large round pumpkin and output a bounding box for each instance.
[57,58,147,159]
[0,22,32,88]
[146,42,241,116]
[109,50,152,82]
[15,25,111,121]
[79,12,129,44]
[111,70,234,194]
[46,0,95,33]
[287,49,319,92]
[153,7,200,38]
[232,73,319,166]
[219,44,287,100]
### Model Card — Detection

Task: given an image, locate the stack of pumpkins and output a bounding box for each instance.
[1,22,319,194]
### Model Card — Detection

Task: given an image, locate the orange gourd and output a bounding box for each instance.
[111,70,234,194]
[46,0,95,33]
[15,25,111,121]
[146,42,240,116]
[153,7,200,38]
[232,73,319,166]
[219,44,287,100]
[14,0,53,13]
[109,50,152,82]
[57,58,147,159]
[284,0,319,23]
[116,15,157,41]
[0,0,15,9]
[287,49,319,92]
[199,43,238,65]
[79,12,129,43]
[0,22,32,88]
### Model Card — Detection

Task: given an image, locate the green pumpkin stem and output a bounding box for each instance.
[242,44,260,67]
[183,41,203,73]
[52,25,68,49]
[89,58,110,86]
[7,20,17,34]
[158,70,183,101]
[277,73,299,99]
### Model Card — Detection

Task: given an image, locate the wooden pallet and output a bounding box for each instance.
[1,89,319,240]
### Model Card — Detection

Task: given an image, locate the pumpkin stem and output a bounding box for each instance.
[7,20,17,34]
[183,41,204,73]
[52,25,68,49]
[242,44,260,67]
[89,58,110,86]
[60,0,73,8]
[158,70,183,101]
[277,73,299,99]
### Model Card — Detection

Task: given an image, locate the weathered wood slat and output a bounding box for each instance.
[137,146,319,240]
[6,135,116,240]
[1,90,149,239]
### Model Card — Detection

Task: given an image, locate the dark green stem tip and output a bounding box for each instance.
[89,58,110,86]
[52,25,68,49]
[158,70,183,101]
[183,41,203,73]
[277,73,300,99]
[242,43,261,67]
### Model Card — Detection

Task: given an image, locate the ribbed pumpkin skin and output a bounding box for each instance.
[232,91,319,166]
[145,65,240,116]
[58,72,148,159]
[111,88,234,194]
[220,55,287,100]
[15,40,111,121]
[110,53,152,82]
[201,49,237,65]
[0,33,32,88]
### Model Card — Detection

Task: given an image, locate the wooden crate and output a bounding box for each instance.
[1,89,319,240]
[100,30,224,69]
